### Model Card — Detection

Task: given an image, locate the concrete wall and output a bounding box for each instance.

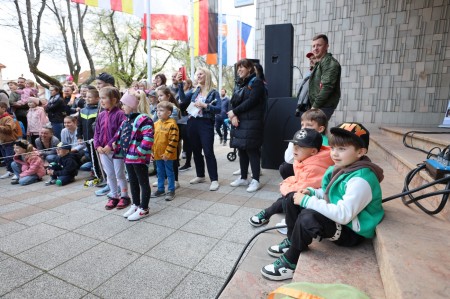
[255,0,450,127]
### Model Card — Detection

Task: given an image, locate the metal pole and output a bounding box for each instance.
[218,0,223,91]
[146,1,152,83]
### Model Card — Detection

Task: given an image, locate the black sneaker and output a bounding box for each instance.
[151,190,165,198]
[178,164,191,172]
[11,179,19,185]
[164,191,175,201]
[249,210,269,227]
[45,179,56,186]
[267,238,291,258]
[261,255,296,281]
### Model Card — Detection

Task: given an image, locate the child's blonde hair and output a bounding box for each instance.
[25,79,35,87]
[135,90,150,115]
[157,101,174,113]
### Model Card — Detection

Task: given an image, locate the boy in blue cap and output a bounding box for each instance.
[45,142,79,186]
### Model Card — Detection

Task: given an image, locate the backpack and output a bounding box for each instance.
[12,117,26,139]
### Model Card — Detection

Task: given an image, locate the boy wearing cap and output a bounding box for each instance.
[261,122,384,281]
[45,142,79,186]
[250,127,333,227]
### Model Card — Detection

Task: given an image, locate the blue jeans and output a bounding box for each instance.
[11,161,39,186]
[51,122,64,140]
[0,142,14,172]
[156,160,175,192]
[187,118,218,181]
[45,154,58,164]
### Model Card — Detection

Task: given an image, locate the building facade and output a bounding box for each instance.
[255,0,450,127]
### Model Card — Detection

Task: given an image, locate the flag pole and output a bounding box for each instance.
[146,1,152,83]
[218,0,223,91]
[190,0,195,79]
[238,17,242,61]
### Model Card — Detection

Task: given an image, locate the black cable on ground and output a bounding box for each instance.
[215,225,287,299]
[402,130,449,157]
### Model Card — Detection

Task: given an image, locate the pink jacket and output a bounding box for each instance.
[280,146,334,196]
[13,150,46,179]
[27,107,48,135]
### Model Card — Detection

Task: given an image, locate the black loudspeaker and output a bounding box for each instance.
[261,97,301,169]
[265,24,294,98]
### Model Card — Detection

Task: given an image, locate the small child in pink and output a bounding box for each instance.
[16,80,38,105]
[27,97,48,146]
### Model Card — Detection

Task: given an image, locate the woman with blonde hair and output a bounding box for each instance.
[179,67,221,191]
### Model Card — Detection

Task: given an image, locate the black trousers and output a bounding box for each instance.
[284,194,365,263]
[279,162,294,180]
[238,148,261,181]
[126,163,151,210]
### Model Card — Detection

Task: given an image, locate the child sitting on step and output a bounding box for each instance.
[261,122,384,281]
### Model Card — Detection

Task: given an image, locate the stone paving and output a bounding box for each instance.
[0,140,284,299]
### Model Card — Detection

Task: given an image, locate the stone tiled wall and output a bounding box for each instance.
[255,0,450,127]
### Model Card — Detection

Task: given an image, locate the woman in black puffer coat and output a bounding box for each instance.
[228,59,267,193]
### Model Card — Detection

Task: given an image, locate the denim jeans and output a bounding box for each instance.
[11,161,39,186]
[156,160,175,192]
[51,122,64,140]
[0,142,15,172]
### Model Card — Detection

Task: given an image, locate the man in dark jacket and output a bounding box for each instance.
[308,34,341,120]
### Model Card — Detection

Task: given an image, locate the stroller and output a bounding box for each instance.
[224,118,238,161]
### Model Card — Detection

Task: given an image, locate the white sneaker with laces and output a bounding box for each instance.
[230,178,249,187]
[123,204,138,218]
[246,179,261,192]
[11,174,18,180]
[127,207,150,221]
[209,180,220,191]
[0,171,13,179]
[190,177,206,184]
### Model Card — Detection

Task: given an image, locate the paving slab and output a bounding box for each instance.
[144,206,199,229]
[49,242,140,291]
[2,274,88,299]
[0,258,43,296]
[16,232,100,271]
[74,213,136,241]
[167,270,225,299]
[146,230,218,269]
[182,213,237,239]
[92,256,190,299]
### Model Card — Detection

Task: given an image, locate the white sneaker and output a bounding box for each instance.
[123,204,138,218]
[11,174,18,180]
[0,171,13,179]
[246,179,261,192]
[190,177,206,184]
[230,178,249,187]
[232,169,241,175]
[127,207,150,221]
[209,180,220,191]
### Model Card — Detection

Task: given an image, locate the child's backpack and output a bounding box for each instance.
[12,117,26,139]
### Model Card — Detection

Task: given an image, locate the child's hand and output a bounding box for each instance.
[103,145,111,154]
[161,154,168,161]
[47,169,54,175]
[112,142,116,150]
[299,188,310,195]
[97,146,104,154]
[293,192,303,205]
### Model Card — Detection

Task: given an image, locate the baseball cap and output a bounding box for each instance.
[57,142,71,151]
[330,122,370,149]
[148,90,157,98]
[96,72,115,86]
[285,128,323,150]
[306,52,314,58]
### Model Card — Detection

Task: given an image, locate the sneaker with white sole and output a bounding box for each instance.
[190,177,206,184]
[127,207,150,221]
[230,178,249,187]
[232,169,241,175]
[249,210,269,227]
[11,174,18,180]
[209,180,220,191]
[246,179,261,192]
[164,191,175,201]
[267,238,291,258]
[0,171,13,179]
[151,190,165,198]
[261,255,296,281]
[95,185,111,196]
[123,204,138,218]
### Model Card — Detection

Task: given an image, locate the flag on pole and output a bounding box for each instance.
[193,0,218,62]
[238,21,253,61]
[72,0,189,41]
[219,14,238,66]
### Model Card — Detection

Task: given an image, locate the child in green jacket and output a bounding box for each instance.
[261,122,384,281]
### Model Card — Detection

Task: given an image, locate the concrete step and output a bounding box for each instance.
[370,128,450,221]
[379,126,450,153]
[369,138,450,299]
